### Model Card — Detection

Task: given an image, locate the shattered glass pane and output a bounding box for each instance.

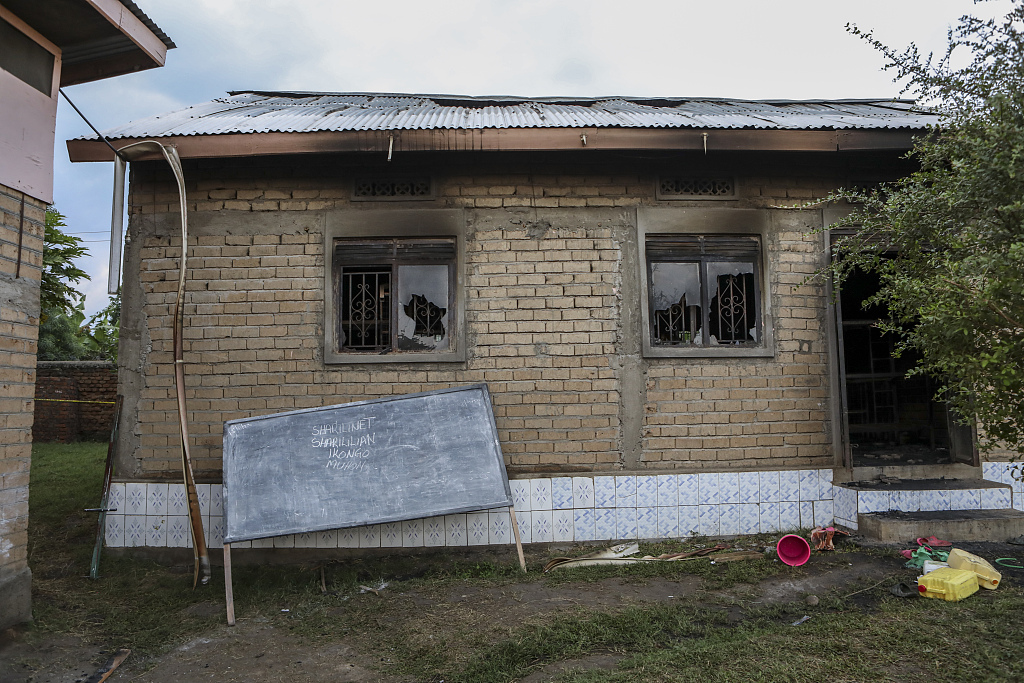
[650,262,701,345]
[397,265,450,351]
[707,261,756,344]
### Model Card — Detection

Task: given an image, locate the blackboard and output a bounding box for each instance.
[222,384,513,543]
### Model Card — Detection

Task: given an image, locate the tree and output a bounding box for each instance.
[41,207,89,318]
[37,302,93,361]
[36,208,120,362]
[827,3,1024,458]
[84,292,120,363]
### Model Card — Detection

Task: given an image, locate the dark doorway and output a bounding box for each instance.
[837,269,974,468]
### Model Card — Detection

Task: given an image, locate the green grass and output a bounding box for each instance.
[26,443,1024,682]
[28,442,228,654]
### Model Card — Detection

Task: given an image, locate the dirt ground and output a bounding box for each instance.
[2,541,1022,683]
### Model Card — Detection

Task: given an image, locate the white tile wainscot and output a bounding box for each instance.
[104,469,842,549]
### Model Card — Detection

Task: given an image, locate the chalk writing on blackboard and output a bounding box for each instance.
[222,384,513,543]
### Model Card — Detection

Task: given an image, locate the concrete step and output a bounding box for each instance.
[833,478,1020,530]
[856,508,1024,543]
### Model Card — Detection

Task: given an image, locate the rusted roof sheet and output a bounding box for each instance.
[89,92,937,140]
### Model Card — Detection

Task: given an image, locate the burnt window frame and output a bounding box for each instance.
[646,235,762,348]
[324,209,466,364]
[638,207,774,359]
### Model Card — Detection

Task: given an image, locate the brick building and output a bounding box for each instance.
[0,1,171,628]
[68,93,1024,552]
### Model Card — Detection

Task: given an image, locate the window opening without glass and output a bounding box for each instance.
[646,235,761,348]
[335,238,455,354]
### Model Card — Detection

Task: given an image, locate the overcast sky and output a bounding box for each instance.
[54,0,1014,317]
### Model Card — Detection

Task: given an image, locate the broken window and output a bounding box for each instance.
[646,235,761,347]
[335,239,454,354]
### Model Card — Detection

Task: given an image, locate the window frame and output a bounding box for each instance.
[324,209,466,364]
[638,207,774,359]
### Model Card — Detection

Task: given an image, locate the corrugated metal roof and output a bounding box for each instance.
[90,92,938,140]
[121,0,176,50]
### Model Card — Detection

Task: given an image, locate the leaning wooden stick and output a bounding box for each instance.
[90,395,123,579]
[83,648,130,683]
[224,542,235,626]
[164,144,210,587]
[508,506,527,572]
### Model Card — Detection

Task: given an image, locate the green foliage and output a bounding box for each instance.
[36,295,120,362]
[41,207,89,318]
[37,207,120,361]
[85,292,121,363]
[37,304,93,361]
[828,4,1024,457]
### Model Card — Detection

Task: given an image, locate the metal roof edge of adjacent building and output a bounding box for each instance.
[119,0,176,50]
[67,91,937,163]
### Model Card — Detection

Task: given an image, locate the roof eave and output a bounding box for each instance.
[67,127,923,163]
[59,0,170,86]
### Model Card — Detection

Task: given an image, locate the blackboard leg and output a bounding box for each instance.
[509,507,527,573]
[224,543,236,626]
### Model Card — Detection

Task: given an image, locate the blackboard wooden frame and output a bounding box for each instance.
[219,384,525,625]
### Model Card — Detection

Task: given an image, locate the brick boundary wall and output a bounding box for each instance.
[32,375,78,443]
[33,361,117,442]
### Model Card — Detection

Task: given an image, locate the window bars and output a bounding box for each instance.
[646,235,761,347]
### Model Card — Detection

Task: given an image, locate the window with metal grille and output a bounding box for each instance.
[657,177,735,199]
[646,235,761,347]
[352,177,432,200]
[334,238,455,354]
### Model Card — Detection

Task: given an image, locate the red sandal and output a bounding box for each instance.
[917,536,952,548]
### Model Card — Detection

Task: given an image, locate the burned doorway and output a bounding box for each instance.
[836,268,977,468]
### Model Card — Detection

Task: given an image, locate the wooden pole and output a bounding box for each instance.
[508,506,526,572]
[90,395,123,579]
[224,543,235,626]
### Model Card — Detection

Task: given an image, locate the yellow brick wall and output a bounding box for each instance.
[0,184,44,583]
[641,219,832,471]
[122,160,841,478]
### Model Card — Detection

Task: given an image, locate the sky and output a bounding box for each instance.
[53,0,1015,317]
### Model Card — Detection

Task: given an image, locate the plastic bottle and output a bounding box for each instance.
[947,548,1001,589]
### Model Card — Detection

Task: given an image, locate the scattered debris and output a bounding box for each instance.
[917,567,979,601]
[805,594,820,606]
[890,582,917,598]
[903,546,948,569]
[917,536,951,548]
[947,549,1001,589]
[543,543,761,572]
[359,581,390,595]
[810,526,851,551]
[776,535,811,567]
[791,616,811,626]
[83,648,130,683]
